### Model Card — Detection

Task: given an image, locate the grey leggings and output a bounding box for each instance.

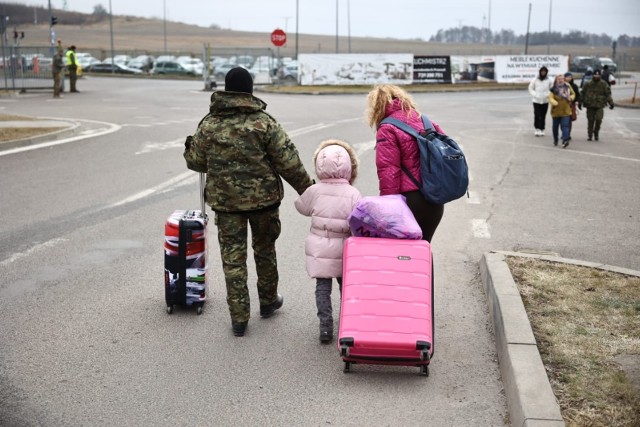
[315,277,342,329]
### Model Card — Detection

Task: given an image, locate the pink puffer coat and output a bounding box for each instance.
[295,140,362,278]
[376,99,445,195]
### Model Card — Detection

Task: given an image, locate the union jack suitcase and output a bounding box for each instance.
[164,173,208,315]
[338,237,434,376]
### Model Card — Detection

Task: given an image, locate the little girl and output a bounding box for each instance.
[295,139,362,343]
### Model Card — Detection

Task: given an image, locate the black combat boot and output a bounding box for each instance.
[232,321,248,337]
[260,294,284,318]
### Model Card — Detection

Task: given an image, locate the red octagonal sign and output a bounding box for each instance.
[271,29,287,47]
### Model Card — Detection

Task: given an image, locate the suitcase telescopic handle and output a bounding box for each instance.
[199,172,206,215]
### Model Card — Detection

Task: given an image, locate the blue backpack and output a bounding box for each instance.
[380,114,469,204]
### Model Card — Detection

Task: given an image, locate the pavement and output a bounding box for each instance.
[2,102,640,427]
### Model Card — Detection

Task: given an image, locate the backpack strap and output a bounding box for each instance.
[378,115,433,189]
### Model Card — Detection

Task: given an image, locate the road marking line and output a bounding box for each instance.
[288,123,333,136]
[353,140,376,156]
[110,171,196,207]
[135,138,184,155]
[472,219,491,238]
[0,119,121,157]
[0,238,68,267]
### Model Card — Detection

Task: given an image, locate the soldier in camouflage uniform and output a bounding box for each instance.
[580,69,614,141]
[184,67,313,337]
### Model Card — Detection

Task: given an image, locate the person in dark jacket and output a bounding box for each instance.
[580,69,614,141]
[184,67,313,337]
[564,72,581,132]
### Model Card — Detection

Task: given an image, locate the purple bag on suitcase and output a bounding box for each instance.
[347,194,422,240]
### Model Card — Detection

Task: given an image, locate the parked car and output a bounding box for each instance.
[155,55,176,63]
[102,56,130,67]
[87,62,143,74]
[128,55,155,72]
[278,61,298,82]
[176,56,204,76]
[228,55,254,68]
[214,63,244,80]
[570,56,596,73]
[76,55,100,70]
[598,57,618,73]
[151,61,195,76]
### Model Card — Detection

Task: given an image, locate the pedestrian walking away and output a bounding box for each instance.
[366,84,444,243]
[66,45,79,93]
[564,72,581,133]
[528,66,553,137]
[183,67,313,337]
[580,69,614,141]
[549,74,576,148]
[294,139,362,344]
[52,47,64,98]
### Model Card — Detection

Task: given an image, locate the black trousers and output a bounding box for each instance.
[402,190,444,243]
[533,102,549,131]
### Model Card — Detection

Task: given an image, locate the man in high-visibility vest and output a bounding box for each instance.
[66,45,79,93]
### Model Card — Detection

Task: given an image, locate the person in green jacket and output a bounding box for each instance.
[580,69,614,141]
[184,67,313,337]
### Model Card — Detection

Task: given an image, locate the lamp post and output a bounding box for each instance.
[335,0,339,53]
[295,0,299,59]
[163,0,167,54]
[547,0,552,54]
[109,0,114,74]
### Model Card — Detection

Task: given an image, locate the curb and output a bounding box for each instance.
[480,251,640,427]
[0,121,80,151]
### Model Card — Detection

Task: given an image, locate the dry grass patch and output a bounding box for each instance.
[0,127,66,142]
[506,258,640,427]
[0,114,37,121]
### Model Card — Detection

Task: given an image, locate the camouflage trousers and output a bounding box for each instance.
[215,208,281,322]
[586,108,604,137]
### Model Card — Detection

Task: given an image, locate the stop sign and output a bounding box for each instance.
[271,29,287,47]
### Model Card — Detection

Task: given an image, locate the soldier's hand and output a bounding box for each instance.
[609,103,614,110]
[184,135,193,150]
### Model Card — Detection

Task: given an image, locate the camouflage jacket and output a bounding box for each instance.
[184,91,313,213]
[581,79,613,109]
[52,52,64,74]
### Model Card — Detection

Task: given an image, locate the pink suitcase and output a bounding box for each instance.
[338,237,434,376]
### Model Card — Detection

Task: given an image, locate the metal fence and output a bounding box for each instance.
[1,45,59,91]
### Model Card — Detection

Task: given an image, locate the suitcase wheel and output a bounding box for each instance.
[420,365,429,377]
[343,362,352,373]
[196,305,203,315]
[166,305,174,314]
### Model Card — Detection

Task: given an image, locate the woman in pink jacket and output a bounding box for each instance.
[295,139,362,343]
[366,84,445,243]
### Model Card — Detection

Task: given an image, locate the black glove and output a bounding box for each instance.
[184,135,193,150]
[609,103,614,110]
[578,103,582,110]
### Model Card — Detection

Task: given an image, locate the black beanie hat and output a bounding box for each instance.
[225,67,253,94]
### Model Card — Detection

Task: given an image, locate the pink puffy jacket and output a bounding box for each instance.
[295,141,362,278]
[376,99,445,195]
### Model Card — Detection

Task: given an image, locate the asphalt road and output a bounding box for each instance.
[1,76,638,426]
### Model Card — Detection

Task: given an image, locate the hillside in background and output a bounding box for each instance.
[2,2,638,70]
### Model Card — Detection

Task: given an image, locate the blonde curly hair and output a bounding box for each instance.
[366,84,419,128]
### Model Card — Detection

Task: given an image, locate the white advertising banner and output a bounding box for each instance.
[494,55,570,83]
[298,53,413,86]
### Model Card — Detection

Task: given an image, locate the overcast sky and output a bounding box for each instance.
[9,0,640,39]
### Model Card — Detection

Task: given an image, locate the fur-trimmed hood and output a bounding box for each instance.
[312,139,359,184]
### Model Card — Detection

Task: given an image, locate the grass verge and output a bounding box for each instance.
[506,257,640,427]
